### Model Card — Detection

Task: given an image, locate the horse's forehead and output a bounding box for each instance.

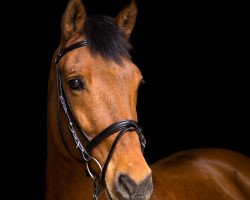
[62,48,140,77]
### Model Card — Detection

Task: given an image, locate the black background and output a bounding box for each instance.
[5,0,249,199]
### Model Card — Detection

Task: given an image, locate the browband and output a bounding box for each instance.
[55,39,91,64]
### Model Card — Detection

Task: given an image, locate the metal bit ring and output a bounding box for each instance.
[86,157,102,180]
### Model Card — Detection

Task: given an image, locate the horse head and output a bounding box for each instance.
[47,0,153,199]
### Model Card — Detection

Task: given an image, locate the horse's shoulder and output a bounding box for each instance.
[150,149,250,200]
[151,148,250,178]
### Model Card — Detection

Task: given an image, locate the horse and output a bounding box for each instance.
[46,0,250,199]
[46,0,152,199]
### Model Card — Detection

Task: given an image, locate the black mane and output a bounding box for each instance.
[83,15,131,64]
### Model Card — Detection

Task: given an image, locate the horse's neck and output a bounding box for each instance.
[46,142,93,200]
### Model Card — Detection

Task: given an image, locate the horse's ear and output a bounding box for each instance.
[115,0,137,39]
[61,0,86,43]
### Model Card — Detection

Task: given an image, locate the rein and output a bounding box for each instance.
[55,39,146,200]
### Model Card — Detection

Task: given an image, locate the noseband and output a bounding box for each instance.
[55,39,146,200]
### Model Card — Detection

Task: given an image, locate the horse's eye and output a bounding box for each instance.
[68,79,85,90]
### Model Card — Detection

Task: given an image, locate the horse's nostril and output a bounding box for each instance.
[115,174,153,200]
[119,174,135,194]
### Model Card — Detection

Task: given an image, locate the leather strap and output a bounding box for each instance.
[57,69,90,142]
[86,120,142,152]
[55,40,91,64]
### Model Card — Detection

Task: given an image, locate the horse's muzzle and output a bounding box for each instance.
[115,173,153,200]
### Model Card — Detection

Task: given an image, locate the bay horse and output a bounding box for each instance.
[47,0,152,199]
[46,0,250,200]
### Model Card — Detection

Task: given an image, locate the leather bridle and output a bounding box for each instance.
[55,39,146,200]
